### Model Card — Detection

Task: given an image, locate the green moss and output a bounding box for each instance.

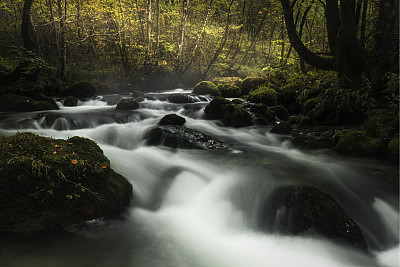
[241,77,266,95]
[192,81,221,96]
[0,132,132,235]
[247,85,278,106]
[218,84,241,98]
[362,108,399,139]
[204,97,231,119]
[303,97,319,114]
[334,130,385,156]
[221,104,253,127]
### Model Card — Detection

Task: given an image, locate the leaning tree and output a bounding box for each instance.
[279,0,399,91]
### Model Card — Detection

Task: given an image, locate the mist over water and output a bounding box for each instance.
[0,90,398,267]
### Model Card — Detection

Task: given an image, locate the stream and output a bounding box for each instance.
[0,89,398,267]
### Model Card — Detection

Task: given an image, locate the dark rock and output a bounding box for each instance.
[270,121,292,134]
[262,185,368,250]
[0,94,59,112]
[0,133,132,235]
[145,126,228,150]
[291,127,335,149]
[204,97,231,119]
[270,105,290,120]
[247,85,278,106]
[159,114,186,126]
[192,81,221,97]
[333,130,385,156]
[221,104,253,127]
[167,94,194,103]
[250,103,276,125]
[241,77,266,95]
[60,81,97,98]
[33,113,64,127]
[64,96,78,107]
[116,98,140,110]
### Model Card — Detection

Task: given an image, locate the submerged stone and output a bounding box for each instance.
[0,133,133,235]
[261,185,368,250]
[159,114,186,126]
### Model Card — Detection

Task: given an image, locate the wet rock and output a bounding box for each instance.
[270,105,290,120]
[0,94,59,112]
[291,127,335,149]
[204,97,231,119]
[0,133,133,235]
[145,126,228,150]
[167,94,194,104]
[116,98,140,110]
[270,121,292,134]
[192,81,221,97]
[221,104,253,127]
[249,103,276,125]
[60,81,97,98]
[64,96,78,107]
[33,113,65,128]
[159,114,186,126]
[262,185,368,250]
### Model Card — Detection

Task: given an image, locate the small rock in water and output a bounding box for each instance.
[159,114,186,126]
[116,98,140,110]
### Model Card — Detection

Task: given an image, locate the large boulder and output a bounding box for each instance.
[204,97,231,119]
[0,133,132,235]
[192,81,221,97]
[0,94,59,112]
[145,126,228,150]
[60,81,97,98]
[159,114,186,126]
[218,84,242,98]
[261,185,367,250]
[241,77,266,95]
[247,85,278,106]
[220,104,253,127]
[116,98,140,110]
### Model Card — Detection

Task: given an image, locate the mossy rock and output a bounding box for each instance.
[64,96,78,107]
[249,103,276,125]
[192,81,221,97]
[241,77,266,95]
[302,97,319,114]
[211,77,242,87]
[362,108,399,139]
[247,85,278,106]
[221,104,253,127]
[270,105,290,120]
[0,133,132,235]
[0,94,59,112]
[333,130,386,156]
[204,97,231,119]
[270,121,292,134]
[116,98,140,110]
[60,81,97,98]
[279,83,301,114]
[218,84,242,98]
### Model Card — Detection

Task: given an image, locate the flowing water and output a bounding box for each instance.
[0,89,398,267]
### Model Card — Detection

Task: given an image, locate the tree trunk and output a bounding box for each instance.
[337,0,365,89]
[324,0,340,56]
[280,0,336,70]
[177,0,189,63]
[145,0,152,65]
[21,0,35,51]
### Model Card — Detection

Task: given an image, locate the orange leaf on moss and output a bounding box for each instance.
[55,145,62,148]
[71,159,78,165]
[102,164,108,169]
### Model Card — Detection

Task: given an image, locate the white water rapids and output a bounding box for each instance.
[0,89,398,267]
